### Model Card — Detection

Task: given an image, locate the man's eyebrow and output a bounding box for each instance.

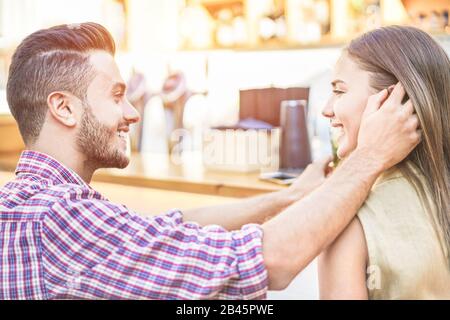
[111,82,127,92]
[331,79,345,87]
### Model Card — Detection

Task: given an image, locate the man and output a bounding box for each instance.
[0,23,419,299]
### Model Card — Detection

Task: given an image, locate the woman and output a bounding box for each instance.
[318,26,450,299]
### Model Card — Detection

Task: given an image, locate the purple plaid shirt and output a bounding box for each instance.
[0,150,268,300]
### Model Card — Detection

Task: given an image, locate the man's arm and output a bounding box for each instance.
[46,198,268,300]
[263,148,380,289]
[182,157,332,230]
[262,83,421,289]
[182,190,295,231]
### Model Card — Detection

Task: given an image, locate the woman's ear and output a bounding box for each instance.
[387,84,409,104]
[47,91,78,127]
[387,85,395,94]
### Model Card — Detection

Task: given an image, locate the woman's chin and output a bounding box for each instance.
[337,145,352,159]
[336,150,346,159]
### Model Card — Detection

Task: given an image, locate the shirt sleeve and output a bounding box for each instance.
[43,194,268,300]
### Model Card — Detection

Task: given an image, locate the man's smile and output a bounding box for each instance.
[116,126,130,146]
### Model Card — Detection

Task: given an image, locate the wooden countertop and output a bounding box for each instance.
[0,151,284,198]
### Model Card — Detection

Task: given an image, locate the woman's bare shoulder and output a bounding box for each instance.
[318,218,369,299]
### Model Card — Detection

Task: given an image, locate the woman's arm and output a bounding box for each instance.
[318,217,369,299]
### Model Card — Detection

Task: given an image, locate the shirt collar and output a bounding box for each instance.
[15,150,90,188]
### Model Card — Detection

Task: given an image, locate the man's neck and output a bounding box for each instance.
[26,143,95,184]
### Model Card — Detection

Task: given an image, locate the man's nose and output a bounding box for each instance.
[122,99,141,124]
[322,97,335,119]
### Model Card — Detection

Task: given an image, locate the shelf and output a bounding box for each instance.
[178,32,450,52]
[179,35,346,52]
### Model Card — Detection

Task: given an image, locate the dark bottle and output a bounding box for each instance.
[279,100,312,171]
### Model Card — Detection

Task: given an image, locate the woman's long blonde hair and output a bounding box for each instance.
[347,26,450,263]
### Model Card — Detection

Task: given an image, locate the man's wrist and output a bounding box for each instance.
[348,147,385,176]
[259,188,300,223]
[277,187,304,207]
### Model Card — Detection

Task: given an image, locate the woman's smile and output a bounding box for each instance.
[330,121,345,144]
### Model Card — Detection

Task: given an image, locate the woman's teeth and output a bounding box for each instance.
[331,126,344,139]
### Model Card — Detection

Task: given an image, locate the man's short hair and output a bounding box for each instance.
[7,22,116,144]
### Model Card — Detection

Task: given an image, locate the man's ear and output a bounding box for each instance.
[47,91,79,127]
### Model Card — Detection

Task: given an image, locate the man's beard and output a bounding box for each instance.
[76,103,130,170]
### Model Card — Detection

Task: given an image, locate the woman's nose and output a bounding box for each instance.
[322,98,335,119]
